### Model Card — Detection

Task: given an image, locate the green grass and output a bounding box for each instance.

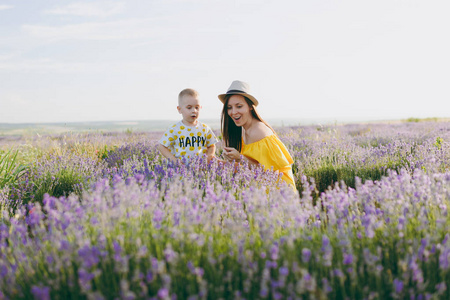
[403,117,440,123]
[31,168,85,205]
[0,149,27,189]
[295,159,407,199]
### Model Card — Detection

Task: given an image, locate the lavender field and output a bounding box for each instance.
[1,121,450,299]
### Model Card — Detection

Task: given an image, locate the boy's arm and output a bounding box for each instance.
[157,144,178,163]
[206,144,216,162]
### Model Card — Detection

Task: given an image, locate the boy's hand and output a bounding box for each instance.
[222,147,241,162]
[206,144,216,163]
[157,144,178,163]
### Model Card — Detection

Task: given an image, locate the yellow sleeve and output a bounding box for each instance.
[245,135,293,171]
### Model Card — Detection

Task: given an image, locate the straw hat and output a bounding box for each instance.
[218,80,259,106]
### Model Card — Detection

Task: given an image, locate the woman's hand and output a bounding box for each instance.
[222,147,241,162]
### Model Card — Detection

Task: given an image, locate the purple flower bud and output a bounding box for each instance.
[146,271,154,283]
[322,278,332,293]
[393,278,403,293]
[279,266,289,276]
[435,282,447,294]
[302,248,311,263]
[270,244,279,260]
[343,253,353,265]
[0,265,8,278]
[157,288,169,299]
[259,287,268,297]
[78,245,101,268]
[31,286,51,300]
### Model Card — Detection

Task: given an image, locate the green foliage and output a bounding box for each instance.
[0,150,27,189]
[435,137,444,150]
[296,160,405,198]
[404,117,439,123]
[32,168,85,205]
[125,128,134,135]
[97,145,110,160]
[24,154,104,206]
[405,117,421,123]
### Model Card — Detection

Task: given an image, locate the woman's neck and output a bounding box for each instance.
[242,117,255,132]
[242,117,260,137]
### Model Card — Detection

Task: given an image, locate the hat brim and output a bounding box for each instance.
[218,92,259,107]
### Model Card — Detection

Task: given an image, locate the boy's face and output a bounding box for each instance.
[177,95,201,126]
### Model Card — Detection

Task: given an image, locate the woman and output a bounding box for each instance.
[218,80,296,189]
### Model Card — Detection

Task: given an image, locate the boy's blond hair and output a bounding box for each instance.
[178,88,199,105]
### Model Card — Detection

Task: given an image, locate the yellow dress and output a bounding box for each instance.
[241,134,296,189]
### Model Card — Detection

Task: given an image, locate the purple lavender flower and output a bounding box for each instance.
[393,278,403,293]
[157,288,169,299]
[78,245,101,268]
[279,266,289,276]
[272,291,283,300]
[435,282,447,294]
[153,208,164,229]
[333,269,345,278]
[31,285,51,300]
[78,268,95,289]
[322,235,330,248]
[146,271,154,283]
[322,278,332,293]
[302,248,311,263]
[113,241,123,262]
[270,244,279,260]
[0,264,8,278]
[259,287,269,298]
[343,253,353,265]
[439,247,450,270]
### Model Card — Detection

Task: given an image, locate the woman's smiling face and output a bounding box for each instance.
[227,95,252,127]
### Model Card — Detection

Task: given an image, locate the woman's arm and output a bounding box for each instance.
[222,147,259,167]
[242,154,259,166]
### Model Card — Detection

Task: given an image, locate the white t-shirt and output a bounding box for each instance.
[159,121,219,159]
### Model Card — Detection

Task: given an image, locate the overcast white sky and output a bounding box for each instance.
[1,0,449,124]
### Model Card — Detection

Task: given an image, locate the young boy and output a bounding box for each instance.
[157,88,218,163]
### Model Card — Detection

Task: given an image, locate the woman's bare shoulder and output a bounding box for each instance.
[247,121,274,143]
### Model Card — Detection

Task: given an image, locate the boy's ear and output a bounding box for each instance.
[177,106,181,114]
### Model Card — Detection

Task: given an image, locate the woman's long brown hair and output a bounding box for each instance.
[221,95,275,152]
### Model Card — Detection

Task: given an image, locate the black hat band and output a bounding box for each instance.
[226,89,246,94]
